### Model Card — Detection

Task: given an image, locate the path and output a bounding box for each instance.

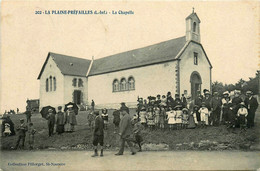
[1,151,259,170]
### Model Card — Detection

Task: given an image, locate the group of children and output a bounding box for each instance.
[13,119,36,150]
[138,103,207,130]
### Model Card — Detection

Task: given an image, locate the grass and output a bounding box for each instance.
[1,108,259,151]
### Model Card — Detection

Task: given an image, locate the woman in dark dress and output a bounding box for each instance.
[56,106,65,134]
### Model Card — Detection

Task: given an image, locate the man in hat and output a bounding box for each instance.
[181,94,187,108]
[115,106,136,155]
[65,105,77,132]
[120,102,129,114]
[232,90,243,113]
[92,111,104,157]
[46,109,56,136]
[15,119,28,149]
[166,92,175,110]
[244,91,258,128]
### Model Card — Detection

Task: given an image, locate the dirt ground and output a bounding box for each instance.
[1,151,260,170]
[1,108,259,151]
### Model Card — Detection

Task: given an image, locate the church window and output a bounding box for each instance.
[78,78,83,87]
[46,78,49,92]
[113,79,119,92]
[194,52,198,65]
[193,22,196,32]
[49,76,52,91]
[120,78,127,91]
[72,78,77,87]
[53,77,56,91]
[128,77,135,90]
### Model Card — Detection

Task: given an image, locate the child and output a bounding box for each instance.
[159,106,166,129]
[28,123,36,150]
[154,105,160,129]
[132,115,143,152]
[139,107,147,128]
[175,105,183,130]
[146,106,155,130]
[87,111,95,131]
[92,111,105,157]
[237,102,248,131]
[101,108,108,130]
[166,107,176,130]
[182,108,189,129]
[15,119,28,149]
[199,102,209,128]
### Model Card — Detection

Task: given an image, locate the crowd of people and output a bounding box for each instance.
[133,89,259,131]
[1,89,258,156]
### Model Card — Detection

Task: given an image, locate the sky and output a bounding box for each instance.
[0,1,259,113]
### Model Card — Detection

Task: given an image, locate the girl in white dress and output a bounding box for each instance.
[175,105,183,130]
[139,107,147,127]
[166,107,176,130]
[199,103,209,128]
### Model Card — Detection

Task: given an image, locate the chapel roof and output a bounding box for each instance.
[88,36,186,76]
[37,52,91,79]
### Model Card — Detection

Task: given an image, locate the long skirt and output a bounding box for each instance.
[56,124,65,134]
[187,115,196,129]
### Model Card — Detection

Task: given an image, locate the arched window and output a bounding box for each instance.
[113,79,119,92]
[78,78,83,87]
[46,78,49,92]
[49,76,52,91]
[53,77,56,91]
[128,77,135,90]
[72,78,77,87]
[193,22,196,32]
[120,78,127,91]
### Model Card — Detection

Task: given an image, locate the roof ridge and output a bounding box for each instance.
[93,36,186,61]
[49,52,91,61]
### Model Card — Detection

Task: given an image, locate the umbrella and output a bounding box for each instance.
[64,102,79,115]
[40,106,56,119]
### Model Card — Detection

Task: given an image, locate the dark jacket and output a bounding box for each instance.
[211,97,221,111]
[202,96,212,111]
[113,110,120,125]
[245,96,259,113]
[47,113,56,125]
[94,115,104,136]
[119,114,132,139]
[16,123,28,136]
[56,112,65,125]
[166,96,175,108]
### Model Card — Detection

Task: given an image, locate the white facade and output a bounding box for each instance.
[88,61,177,109]
[39,57,88,110]
[63,75,88,105]
[39,57,64,109]
[179,42,211,96]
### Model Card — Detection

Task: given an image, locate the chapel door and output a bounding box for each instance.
[190,72,202,100]
[73,90,81,105]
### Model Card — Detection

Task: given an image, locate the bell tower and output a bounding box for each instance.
[186,8,201,43]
